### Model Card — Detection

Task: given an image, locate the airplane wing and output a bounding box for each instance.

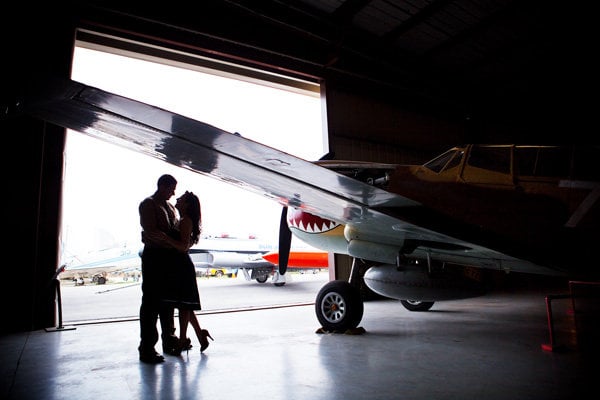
[189,248,268,267]
[14,78,558,276]
[64,253,140,271]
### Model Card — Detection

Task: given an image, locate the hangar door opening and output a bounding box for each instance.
[59,31,329,324]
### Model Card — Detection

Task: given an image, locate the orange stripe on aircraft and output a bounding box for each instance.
[262,251,329,268]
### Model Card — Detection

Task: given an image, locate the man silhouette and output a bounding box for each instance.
[137,174,181,363]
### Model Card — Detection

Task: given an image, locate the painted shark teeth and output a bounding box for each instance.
[287,209,340,233]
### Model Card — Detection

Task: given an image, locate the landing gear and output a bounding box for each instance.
[315,280,363,331]
[400,300,435,311]
[92,274,107,285]
[315,257,367,331]
[272,271,286,286]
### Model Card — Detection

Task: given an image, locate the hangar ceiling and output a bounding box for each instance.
[222,0,567,114]
[79,0,582,134]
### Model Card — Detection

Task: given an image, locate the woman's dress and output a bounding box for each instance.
[162,231,202,310]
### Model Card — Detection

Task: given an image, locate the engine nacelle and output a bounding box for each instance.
[363,264,488,301]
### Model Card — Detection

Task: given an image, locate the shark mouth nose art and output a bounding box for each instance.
[287,209,340,233]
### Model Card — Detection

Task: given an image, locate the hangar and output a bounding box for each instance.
[1,1,595,399]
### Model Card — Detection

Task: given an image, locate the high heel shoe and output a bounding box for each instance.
[180,337,192,354]
[200,329,214,353]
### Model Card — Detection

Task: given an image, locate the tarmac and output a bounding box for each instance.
[1,275,596,400]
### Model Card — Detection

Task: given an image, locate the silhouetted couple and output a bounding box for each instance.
[138,174,212,364]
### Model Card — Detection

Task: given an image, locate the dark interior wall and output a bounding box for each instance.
[324,84,466,163]
[2,5,75,333]
[2,118,64,333]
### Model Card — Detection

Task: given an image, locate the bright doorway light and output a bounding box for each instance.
[60,44,326,269]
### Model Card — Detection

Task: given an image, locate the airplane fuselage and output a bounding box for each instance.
[291,145,600,303]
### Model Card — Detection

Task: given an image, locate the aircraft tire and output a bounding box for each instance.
[400,300,434,311]
[255,275,269,283]
[315,280,363,331]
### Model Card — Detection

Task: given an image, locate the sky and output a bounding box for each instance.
[61,46,325,264]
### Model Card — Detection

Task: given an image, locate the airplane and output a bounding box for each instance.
[59,244,141,284]
[189,234,328,285]
[59,234,274,285]
[189,234,275,283]
[196,250,281,283]
[14,78,600,332]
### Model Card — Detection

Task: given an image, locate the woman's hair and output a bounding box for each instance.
[182,191,201,245]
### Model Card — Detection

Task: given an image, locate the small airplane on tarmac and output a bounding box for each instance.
[60,245,141,284]
[60,232,328,286]
[17,79,600,332]
[190,234,328,286]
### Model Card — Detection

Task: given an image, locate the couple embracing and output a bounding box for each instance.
[138,174,213,364]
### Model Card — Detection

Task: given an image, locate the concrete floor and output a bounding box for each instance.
[0,284,595,400]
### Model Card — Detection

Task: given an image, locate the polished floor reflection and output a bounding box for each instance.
[1,283,595,400]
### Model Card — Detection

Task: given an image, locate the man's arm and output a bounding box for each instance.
[139,198,172,248]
